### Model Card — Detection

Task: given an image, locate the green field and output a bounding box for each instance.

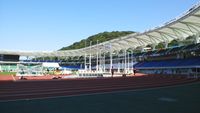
[0,82,200,113]
[0,72,16,75]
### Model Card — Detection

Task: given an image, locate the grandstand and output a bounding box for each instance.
[134,57,200,76]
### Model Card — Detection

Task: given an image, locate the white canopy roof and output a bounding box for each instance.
[42,63,60,68]
[1,2,200,57]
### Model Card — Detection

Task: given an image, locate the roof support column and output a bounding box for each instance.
[127,50,130,74]
[103,52,106,73]
[89,41,92,72]
[141,47,145,52]
[109,43,113,73]
[152,44,156,51]
[99,49,102,72]
[84,53,87,71]
[96,40,99,72]
[57,57,60,62]
[124,49,127,74]
[164,42,168,49]
[84,41,87,71]
[195,33,200,44]
[103,45,106,73]
[117,51,120,73]
[131,50,134,73]
[26,56,29,61]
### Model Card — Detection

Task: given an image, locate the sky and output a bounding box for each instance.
[0,0,199,51]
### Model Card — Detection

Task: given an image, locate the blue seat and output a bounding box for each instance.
[134,57,200,68]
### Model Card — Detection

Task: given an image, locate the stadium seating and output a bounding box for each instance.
[167,46,185,54]
[134,57,200,69]
[61,65,81,70]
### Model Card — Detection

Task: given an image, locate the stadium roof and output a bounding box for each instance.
[1,2,200,57]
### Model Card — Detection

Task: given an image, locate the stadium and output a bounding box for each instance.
[0,1,200,113]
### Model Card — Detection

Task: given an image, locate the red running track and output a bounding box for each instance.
[0,75,198,101]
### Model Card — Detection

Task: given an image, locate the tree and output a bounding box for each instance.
[60,31,135,50]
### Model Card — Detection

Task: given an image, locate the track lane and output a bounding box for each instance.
[0,75,198,101]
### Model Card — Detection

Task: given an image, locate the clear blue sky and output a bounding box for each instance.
[0,0,199,51]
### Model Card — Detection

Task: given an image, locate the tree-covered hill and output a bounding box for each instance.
[60,31,135,50]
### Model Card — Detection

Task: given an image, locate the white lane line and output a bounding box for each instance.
[158,97,177,102]
[12,75,16,81]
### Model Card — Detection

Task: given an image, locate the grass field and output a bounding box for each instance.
[0,82,199,113]
[0,72,16,75]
